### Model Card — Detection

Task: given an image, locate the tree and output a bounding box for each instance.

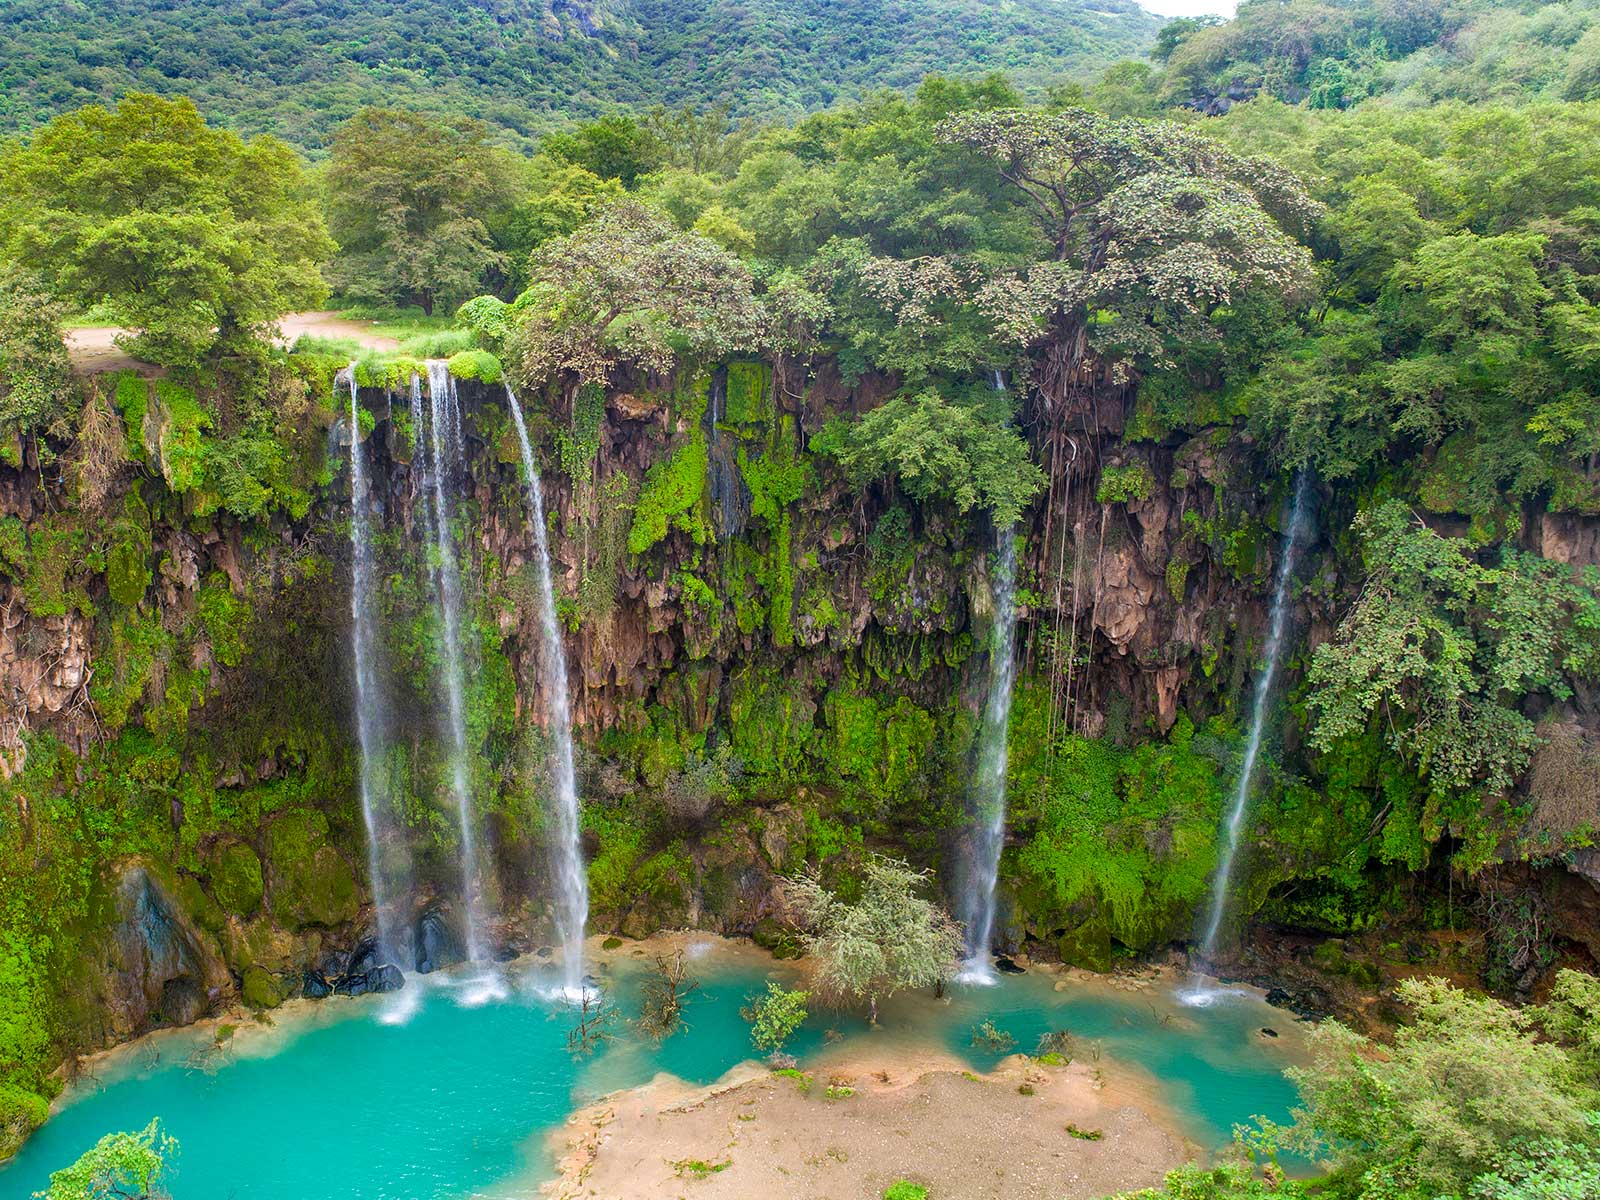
[1263,975,1600,1197]
[1122,974,1600,1200]
[499,199,765,389]
[0,266,74,457]
[323,108,517,314]
[935,108,1318,403]
[741,982,809,1054]
[541,115,662,189]
[1306,502,1600,819]
[488,160,626,295]
[780,854,961,1022]
[0,94,332,366]
[813,386,1044,526]
[39,1120,176,1200]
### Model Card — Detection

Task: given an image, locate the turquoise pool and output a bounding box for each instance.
[0,945,1304,1199]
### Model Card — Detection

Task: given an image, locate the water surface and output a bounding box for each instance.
[0,947,1303,1199]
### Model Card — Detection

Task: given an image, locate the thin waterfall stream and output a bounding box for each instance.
[958,524,1019,982]
[1195,471,1313,964]
[415,363,492,977]
[343,366,410,961]
[504,384,590,998]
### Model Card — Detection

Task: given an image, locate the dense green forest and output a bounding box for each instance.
[1,0,1599,1197]
[0,0,1158,151]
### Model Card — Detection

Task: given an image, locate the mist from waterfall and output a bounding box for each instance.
[1196,471,1312,960]
[414,363,491,971]
[958,524,1019,982]
[343,366,411,961]
[504,384,590,998]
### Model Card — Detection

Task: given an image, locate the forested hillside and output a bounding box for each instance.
[1148,0,1600,113]
[0,0,1158,151]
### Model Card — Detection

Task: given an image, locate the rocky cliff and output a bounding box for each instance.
[1,353,1596,1136]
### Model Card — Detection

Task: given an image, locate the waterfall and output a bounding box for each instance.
[958,525,1019,982]
[343,366,410,962]
[414,362,491,971]
[1196,471,1312,960]
[504,385,590,998]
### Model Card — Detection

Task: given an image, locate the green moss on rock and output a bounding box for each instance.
[211,841,264,917]
[240,964,288,1010]
[265,810,359,929]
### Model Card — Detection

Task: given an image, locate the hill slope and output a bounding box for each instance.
[0,0,1159,152]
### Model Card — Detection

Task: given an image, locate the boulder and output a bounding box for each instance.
[240,964,288,1010]
[76,865,231,1043]
[210,840,264,917]
[265,809,359,929]
[302,969,333,999]
[414,905,464,974]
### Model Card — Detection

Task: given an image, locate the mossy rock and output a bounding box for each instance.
[0,1083,49,1160]
[240,964,289,1010]
[1055,918,1114,973]
[211,841,264,917]
[752,916,802,960]
[265,810,359,929]
[172,872,227,935]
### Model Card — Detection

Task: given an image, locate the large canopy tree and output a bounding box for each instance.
[0,93,333,366]
[935,108,1319,409]
[323,108,518,315]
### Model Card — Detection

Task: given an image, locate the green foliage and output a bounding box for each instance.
[39,1119,175,1200]
[884,1183,930,1200]
[1097,462,1157,504]
[0,1081,48,1161]
[324,109,516,316]
[740,982,810,1053]
[1010,691,1223,953]
[816,387,1043,526]
[0,94,331,366]
[0,265,74,454]
[1307,502,1600,810]
[504,200,764,389]
[781,854,962,1017]
[1255,975,1600,1198]
[445,350,502,385]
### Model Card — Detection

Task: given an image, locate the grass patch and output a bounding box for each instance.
[772,1067,812,1092]
[670,1157,731,1179]
[884,1183,929,1200]
[292,333,365,358]
[1065,1122,1103,1140]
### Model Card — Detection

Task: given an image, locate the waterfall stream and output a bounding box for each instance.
[504,385,590,998]
[415,363,491,974]
[958,525,1019,982]
[343,366,410,961]
[1196,471,1312,960]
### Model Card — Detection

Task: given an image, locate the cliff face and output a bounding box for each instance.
[2,357,1597,1088]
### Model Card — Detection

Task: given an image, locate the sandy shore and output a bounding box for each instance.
[544,1048,1188,1200]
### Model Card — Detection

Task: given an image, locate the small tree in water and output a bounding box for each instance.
[40,1119,175,1200]
[636,949,699,1040]
[781,855,961,1023]
[742,982,810,1055]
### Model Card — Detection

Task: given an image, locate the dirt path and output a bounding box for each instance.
[544,1051,1189,1200]
[64,311,400,374]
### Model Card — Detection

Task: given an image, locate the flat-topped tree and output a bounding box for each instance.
[936,107,1319,406]
[494,198,766,392]
[0,94,332,368]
